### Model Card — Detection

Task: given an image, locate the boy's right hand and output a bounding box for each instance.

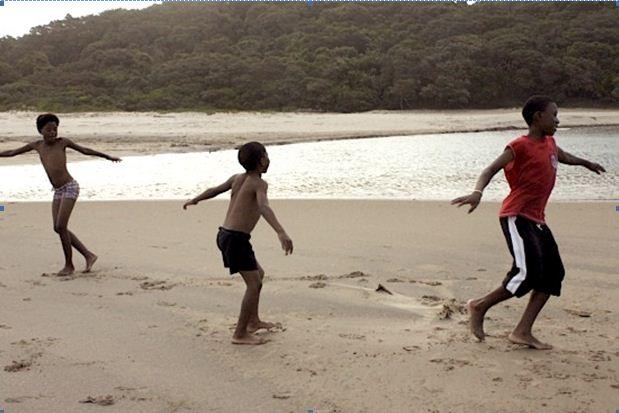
[182,200,197,210]
[278,232,293,255]
[451,192,482,213]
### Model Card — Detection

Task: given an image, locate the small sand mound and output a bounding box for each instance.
[438,299,466,320]
[79,395,115,406]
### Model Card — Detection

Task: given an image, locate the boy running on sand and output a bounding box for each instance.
[0,113,121,275]
[451,96,605,350]
[183,141,293,345]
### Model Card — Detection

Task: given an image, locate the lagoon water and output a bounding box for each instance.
[1,127,617,202]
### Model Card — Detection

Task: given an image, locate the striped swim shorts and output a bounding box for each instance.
[500,215,565,297]
[53,180,80,200]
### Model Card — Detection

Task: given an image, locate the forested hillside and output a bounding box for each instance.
[0,2,616,112]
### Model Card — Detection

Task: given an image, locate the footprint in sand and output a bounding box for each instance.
[272,393,291,400]
[421,295,443,305]
[4,359,32,372]
[197,318,209,333]
[588,350,611,362]
[113,386,152,402]
[437,299,466,320]
[308,282,326,289]
[140,280,176,291]
[7,338,57,371]
[564,308,592,318]
[417,280,443,286]
[301,274,328,281]
[429,358,471,371]
[79,395,115,406]
[338,333,366,340]
[337,271,369,279]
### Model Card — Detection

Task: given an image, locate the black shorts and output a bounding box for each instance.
[216,227,258,275]
[500,216,565,297]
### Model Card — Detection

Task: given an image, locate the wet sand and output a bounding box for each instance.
[1,109,618,164]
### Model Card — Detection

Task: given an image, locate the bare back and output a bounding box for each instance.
[33,138,73,188]
[222,173,264,233]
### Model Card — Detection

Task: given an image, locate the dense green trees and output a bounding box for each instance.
[0,3,616,112]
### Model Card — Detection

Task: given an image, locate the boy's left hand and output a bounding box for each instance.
[107,155,122,162]
[585,161,605,174]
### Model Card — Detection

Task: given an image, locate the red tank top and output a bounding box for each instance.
[499,135,558,224]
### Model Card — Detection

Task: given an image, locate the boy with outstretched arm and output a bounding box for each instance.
[451,96,605,350]
[0,113,121,276]
[183,141,293,345]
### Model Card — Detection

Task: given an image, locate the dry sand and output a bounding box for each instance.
[0,200,617,412]
[1,109,618,165]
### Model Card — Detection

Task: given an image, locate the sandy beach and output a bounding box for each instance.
[0,200,617,412]
[1,109,618,164]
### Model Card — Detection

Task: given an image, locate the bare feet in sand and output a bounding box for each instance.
[247,320,279,333]
[57,266,75,276]
[467,299,486,341]
[84,254,98,273]
[231,333,268,345]
[508,332,553,350]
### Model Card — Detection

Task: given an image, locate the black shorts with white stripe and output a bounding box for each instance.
[500,216,565,297]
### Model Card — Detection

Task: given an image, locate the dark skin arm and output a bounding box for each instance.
[182,175,236,209]
[65,139,121,162]
[256,180,293,255]
[0,143,35,157]
[451,148,515,213]
[557,146,605,174]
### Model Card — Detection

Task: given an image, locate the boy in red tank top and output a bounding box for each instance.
[451,96,605,349]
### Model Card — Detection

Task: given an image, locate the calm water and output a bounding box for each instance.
[1,127,617,202]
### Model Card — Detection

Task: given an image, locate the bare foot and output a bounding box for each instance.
[508,332,553,350]
[231,333,268,345]
[83,254,98,273]
[57,266,75,276]
[247,320,279,333]
[467,299,486,341]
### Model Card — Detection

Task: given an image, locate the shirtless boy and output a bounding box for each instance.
[0,113,121,275]
[183,141,293,345]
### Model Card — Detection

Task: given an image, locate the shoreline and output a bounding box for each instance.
[1,109,618,164]
[3,198,618,204]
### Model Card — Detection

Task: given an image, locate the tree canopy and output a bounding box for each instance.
[0,3,616,112]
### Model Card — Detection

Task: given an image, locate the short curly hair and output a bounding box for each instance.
[36,113,59,133]
[522,95,554,126]
[238,141,266,171]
